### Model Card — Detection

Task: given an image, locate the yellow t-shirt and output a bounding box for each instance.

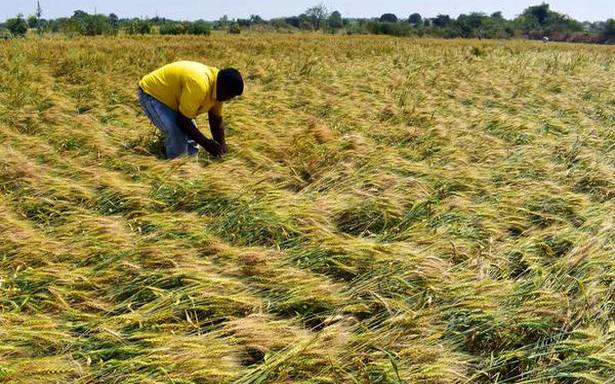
[139,61,223,119]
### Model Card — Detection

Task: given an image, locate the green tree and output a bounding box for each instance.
[250,15,264,25]
[216,15,229,29]
[72,10,88,20]
[432,14,451,27]
[6,15,28,37]
[305,4,328,30]
[328,10,343,30]
[525,3,550,24]
[408,13,422,25]
[228,22,241,34]
[456,12,487,37]
[270,18,291,30]
[483,12,514,38]
[159,22,185,35]
[367,21,411,36]
[187,20,211,35]
[603,19,615,41]
[379,13,398,23]
[0,28,12,39]
[82,14,113,35]
[491,11,503,19]
[65,10,113,35]
[27,15,38,28]
[126,19,151,35]
[517,3,583,38]
[109,13,119,29]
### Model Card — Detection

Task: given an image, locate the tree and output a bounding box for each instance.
[6,15,28,37]
[85,15,112,35]
[228,22,241,34]
[238,15,266,27]
[250,15,264,25]
[73,10,88,20]
[63,11,115,36]
[159,22,186,35]
[305,4,328,30]
[432,14,451,27]
[328,10,343,30]
[491,11,503,19]
[236,18,250,27]
[603,19,615,41]
[215,15,229,29]
[284,16,300,28]
[525,3,550,25]
[379,13,398,23]
[543,12,582,35]
[0,28,12,39]
[187,20,211,35]
[126,19,151,35]
[109,13,119,29]
[517,4,583,38]
[367,21,411,36]
[456,13,488,38]
[408,13,422,25]
[28,15,38,28]
[271,18,291,29]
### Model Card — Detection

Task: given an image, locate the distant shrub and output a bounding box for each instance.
[186,20,211,35]
[159,21,211,36]
[159,22,187,35]
[270,19,291,30]
[125,20,151,35]
[58,18,83,36]
[228,23,241,34]
[82,15,114,35]
[6,16,28,37]
[299,21,313,31]
[366,21,412,36]
[345,22,368,35]
[0,28,12,39]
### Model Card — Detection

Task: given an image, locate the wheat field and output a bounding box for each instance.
[0,34,613,383]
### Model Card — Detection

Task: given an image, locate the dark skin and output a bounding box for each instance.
[175,80,237,158]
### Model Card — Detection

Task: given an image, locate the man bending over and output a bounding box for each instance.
[138,61,243,159]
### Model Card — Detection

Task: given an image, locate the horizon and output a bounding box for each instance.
[1,1,614,23]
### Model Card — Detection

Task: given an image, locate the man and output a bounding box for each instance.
[138,61,243,159]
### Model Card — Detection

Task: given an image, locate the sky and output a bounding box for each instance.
[2,0,614,22]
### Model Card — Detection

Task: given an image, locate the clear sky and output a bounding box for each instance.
[2,0,614,22]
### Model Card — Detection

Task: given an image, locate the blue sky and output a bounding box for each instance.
[2,0,614,22]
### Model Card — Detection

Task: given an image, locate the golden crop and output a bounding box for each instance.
[0,34,613,383]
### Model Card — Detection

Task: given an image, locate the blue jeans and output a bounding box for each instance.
[138,88,198,159]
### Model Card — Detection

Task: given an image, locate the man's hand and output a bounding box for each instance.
[201,138,224,158]
[176,113,224,158]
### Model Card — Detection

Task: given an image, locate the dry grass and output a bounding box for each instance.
[0,34,613,383]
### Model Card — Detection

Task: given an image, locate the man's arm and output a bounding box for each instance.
[176,113,223,157]
[208,111,226,154]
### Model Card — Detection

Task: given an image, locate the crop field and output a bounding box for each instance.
[0,34,613,383]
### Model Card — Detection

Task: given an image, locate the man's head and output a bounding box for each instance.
[217,68,244,102]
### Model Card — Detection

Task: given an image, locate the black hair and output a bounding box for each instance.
[217,68,244,98]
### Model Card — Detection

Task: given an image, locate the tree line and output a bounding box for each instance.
[2,3,614,44]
